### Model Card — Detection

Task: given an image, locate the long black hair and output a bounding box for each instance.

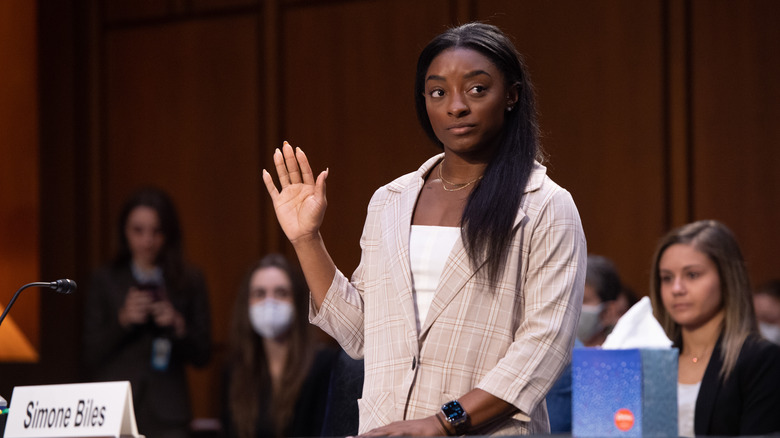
[414,22,543,283]
[113,186,186,290]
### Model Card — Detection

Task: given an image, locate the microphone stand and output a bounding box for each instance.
[0,279,76,435]
[0,280,76,327]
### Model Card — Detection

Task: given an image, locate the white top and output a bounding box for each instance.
[409,225,460,332]
[678,381,701,437]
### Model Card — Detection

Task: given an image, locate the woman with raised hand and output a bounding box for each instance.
[649,220,780,436]
[263,22,586,435]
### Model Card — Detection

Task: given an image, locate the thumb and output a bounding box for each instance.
[315,168,329,203]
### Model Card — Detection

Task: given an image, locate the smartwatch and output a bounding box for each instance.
[441,400,470,435]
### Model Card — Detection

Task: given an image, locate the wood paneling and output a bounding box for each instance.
[0,0,40,353]
[690,0,780,286]
[103,15,263,414]
[279,0,454,272]
[477,0,667,293]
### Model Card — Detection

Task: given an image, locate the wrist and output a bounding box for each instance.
[441,400,470,435]
[434,412,454,436]
[290,231,323,249]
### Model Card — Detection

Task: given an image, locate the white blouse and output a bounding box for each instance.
[678,381,701,437]
[409,225,460,333]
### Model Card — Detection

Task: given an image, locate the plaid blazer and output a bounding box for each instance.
[311,154,586,434]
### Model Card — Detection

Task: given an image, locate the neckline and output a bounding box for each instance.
[411,225,460,230]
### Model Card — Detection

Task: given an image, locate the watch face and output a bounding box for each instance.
[442,400,465,421]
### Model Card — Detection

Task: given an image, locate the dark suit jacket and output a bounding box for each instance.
[695,335,780,436]
[83,263,211,435]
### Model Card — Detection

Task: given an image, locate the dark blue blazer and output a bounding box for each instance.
[694,335,780,436]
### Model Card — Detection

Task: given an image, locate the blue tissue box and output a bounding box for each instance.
[572,348,678,436]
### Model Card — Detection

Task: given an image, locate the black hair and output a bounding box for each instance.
[585,254,622,303]
[414,22,543,283]
[114,186,185,290]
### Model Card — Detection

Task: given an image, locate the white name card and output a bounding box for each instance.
[4,381,144,438]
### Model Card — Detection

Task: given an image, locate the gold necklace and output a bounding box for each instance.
[438,160,483,192]
[688,346,712,364]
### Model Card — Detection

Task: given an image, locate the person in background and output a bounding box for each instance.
[83,187,212,438]
[578,254,623,346]
[549,258,637,433]
[320,349,364,437]
[753,280,780,345]
[649,220,780,436]
[222,254,337,438]
[544,337,582,434]
[263,22,586,435]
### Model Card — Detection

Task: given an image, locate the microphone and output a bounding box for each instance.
[0,279,77,326]
[50,279,77,294]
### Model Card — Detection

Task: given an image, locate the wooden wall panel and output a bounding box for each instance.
[279,0,456,273]
[103,15,261,416]
[0,0,40,354]
[690,0,780,286]
[476,0,667,293]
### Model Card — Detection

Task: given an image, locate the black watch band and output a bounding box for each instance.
[441,400,470,435]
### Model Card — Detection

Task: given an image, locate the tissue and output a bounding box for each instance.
[602,297,673,349]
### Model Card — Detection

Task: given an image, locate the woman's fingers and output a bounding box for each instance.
[315,168,329,202]
[262,169,279,201]
[296,146,316,185]
[273,147,290,188]
[270,141,313,190]
[282,141,303,184]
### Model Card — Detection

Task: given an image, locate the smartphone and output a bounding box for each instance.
[136,282,164,301]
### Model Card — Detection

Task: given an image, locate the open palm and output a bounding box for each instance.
[262,141,328,243]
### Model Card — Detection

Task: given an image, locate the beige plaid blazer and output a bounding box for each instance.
[311,154,586,434]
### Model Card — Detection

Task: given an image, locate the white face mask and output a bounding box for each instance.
[759,322,780,345]
[577,303,604,342]
[249,299,295,339]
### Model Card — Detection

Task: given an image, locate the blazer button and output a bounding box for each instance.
[412,357,417,370]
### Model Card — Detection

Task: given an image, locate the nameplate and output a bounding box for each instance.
[4,381,143,438]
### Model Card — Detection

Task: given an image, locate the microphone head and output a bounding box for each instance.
[51,279,77,294]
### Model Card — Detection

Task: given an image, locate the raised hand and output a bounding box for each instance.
[262,141,329,245]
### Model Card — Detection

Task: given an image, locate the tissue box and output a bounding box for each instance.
[572,348,678,436]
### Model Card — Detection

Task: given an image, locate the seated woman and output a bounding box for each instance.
[222,254,337,438]
[649,220,780,436]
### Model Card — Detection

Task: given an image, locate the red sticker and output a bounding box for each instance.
[614,408,635,431]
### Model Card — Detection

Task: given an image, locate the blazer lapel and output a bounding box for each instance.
[419,234,483,337]
[384,165,428,339]
[694,337,724,435]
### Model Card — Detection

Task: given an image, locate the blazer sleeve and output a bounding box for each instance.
[477,187,587,415]
[309,188,389,359]
[737,339,780,435]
